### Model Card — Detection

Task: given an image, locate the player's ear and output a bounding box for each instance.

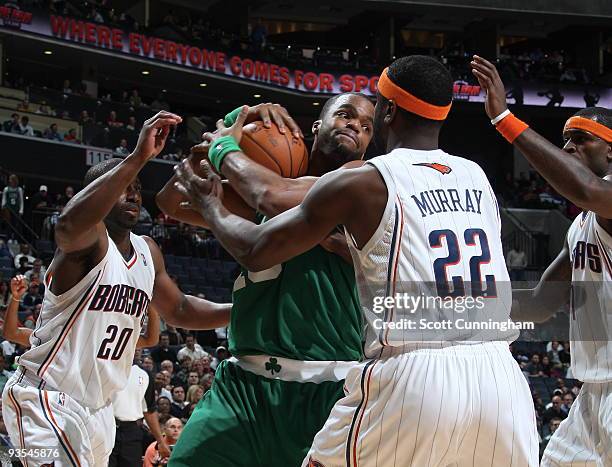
[385,99,397,126]
[312,120,322,135]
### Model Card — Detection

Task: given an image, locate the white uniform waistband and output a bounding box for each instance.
[230,355,358,383]
[374,341,512,360]
[14,366,54,391]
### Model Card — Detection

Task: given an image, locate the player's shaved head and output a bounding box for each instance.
[83,158,123,186]
[319,92,366,119]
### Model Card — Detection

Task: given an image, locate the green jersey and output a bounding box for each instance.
[229,244,363,362]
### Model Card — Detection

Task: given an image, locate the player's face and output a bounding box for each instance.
[562,126,611,177]
[315,95,374,164]
[107,177,142,230]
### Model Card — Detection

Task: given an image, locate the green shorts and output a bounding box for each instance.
[169,359,346,467]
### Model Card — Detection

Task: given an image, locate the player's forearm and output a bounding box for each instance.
[3,297,32,346]
[137,306,160,348]
[166,295,231,329]
[514,130,612,217]
[143,411,165,444]
[56,154,148,249]
[511,285,570,323]
[222,154,313,217]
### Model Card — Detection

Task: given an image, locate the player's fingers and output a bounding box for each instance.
[472,69,492,88]
[259,107,272,128]
[148,117,181,130]
[233,105,249,128]
[179,201,192,210]
[173,181,191,198]
[216,119,225,131]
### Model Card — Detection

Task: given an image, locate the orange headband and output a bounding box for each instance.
[564,116,612,143]
[377,67,452,121]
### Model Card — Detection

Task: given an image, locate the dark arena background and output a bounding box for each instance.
[0,0,610,465]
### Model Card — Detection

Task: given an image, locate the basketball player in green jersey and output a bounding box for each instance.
[157,94,374,466]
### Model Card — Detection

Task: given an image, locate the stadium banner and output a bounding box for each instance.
[1,5,610,106]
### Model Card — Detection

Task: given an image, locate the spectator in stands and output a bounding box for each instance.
[142,355,155,373]
[13,244,34,269]
[160,360,177,384]
[546,340,563,366]
[25,259,46,283]
[0,280,10,310]
[540,418,562,456]
[57,185,74,207]
[115,138,129,155]
[43,123,62,141]
[200,373,213,392]
[156,396,172,420]
[151,332,178,366]
[129,89,142,108]
[2,174,24,230]
[170,386,188,419]
[173,356,192,386]
[542,395,567,424]
[0,355,13,394]
[78,110,93,126]
[35,101,54,116]
[17,116,34,137]
[540,354,553,377]
[3,113,20,133]
[193,356,214,380]
[177,333,208,362]
[21,281,42,310]
[107,111,124,128]
[185,385,204,405]
[212,345,230,370]
[126,116,137,131]
[143,417,183,467]
[524,353,544,377]
[186,371,199,389]
[63,128,80,143]
[561,393,574,415]
[62,79,72,94]
[87,5,104,23]
[16,257,30,275]
[154,372,172,400]
[16,99,30,113]
[164,324,182,345]
[30,185,52,210]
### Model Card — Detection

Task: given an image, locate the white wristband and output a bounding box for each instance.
[491,109,511,126]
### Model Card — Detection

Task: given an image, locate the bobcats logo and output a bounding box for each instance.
[413,162,452,174]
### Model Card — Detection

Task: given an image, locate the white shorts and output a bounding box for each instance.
[303,342,539,467]
[2,368,115,467]
[541,381,612,467]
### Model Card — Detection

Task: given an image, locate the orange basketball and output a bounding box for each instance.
[240,121,309,178]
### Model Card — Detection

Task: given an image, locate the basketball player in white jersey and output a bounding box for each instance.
[471,56,612,467]
[172,55,539,466]
[2,110,231,467]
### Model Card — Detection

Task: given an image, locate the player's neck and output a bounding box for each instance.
[308,150,339,176]
[106,222,133,259]
[386,127,440,152]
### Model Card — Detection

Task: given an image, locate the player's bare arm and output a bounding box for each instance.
[51,111,182,295]
[471,55,612,219]
[511,243,572,323]
[136,305,160,348]
[156,103,312,222]
[173,158,386,271]
[2,275,32,347]
[144,236,231,329]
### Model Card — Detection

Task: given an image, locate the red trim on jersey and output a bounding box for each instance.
[43,391,81,467]
[124,250,138,269]
[38,265,107,378]
[351,362,376,467]
[7,385,28,467]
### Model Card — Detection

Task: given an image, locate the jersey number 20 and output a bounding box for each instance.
[429,228,497,298]
[97,325,134,360]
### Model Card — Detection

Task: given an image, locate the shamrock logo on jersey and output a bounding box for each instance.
[265,357,282,375]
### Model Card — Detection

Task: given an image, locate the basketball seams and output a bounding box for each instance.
[242,131,284,175]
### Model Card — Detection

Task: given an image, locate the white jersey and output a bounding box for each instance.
[17,232,155,409]
[347,148,516,358]
[566,210,612,382]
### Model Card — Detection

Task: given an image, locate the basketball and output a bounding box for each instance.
[240,121,309,178]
